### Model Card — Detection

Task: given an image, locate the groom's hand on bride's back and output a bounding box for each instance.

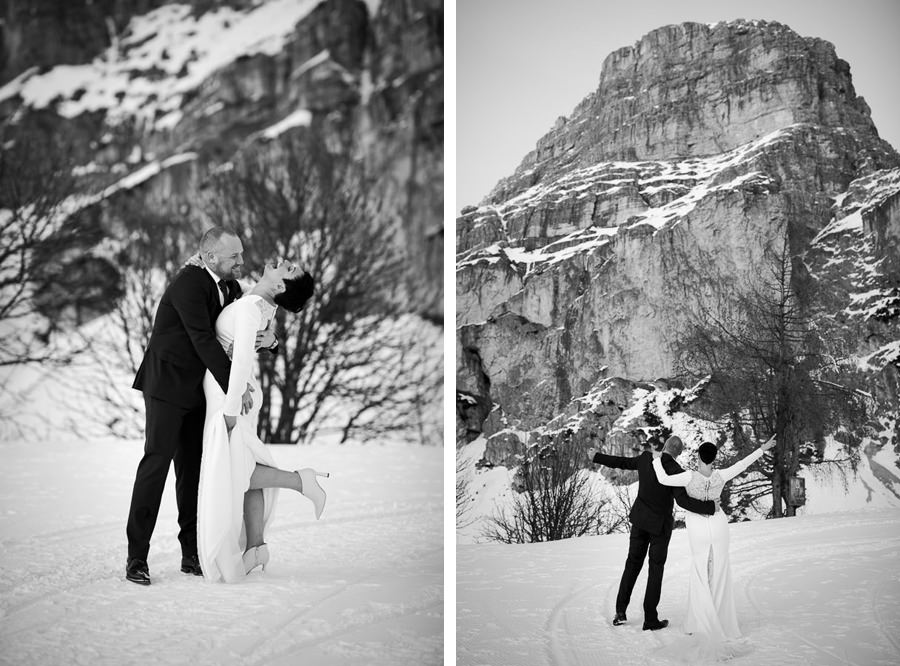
[255,327,276,351]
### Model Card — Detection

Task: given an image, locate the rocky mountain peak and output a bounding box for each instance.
[484,19,895,206]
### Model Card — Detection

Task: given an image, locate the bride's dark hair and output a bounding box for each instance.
[698,441,718,464]
[274,272,315,313]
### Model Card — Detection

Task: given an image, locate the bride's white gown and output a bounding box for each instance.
[652,448,765,659]
[197,295,279,583]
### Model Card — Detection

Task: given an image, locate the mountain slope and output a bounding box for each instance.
[456,19,900,518]
[1,0,443,320]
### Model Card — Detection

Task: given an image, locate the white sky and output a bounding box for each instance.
[456,0,900,212]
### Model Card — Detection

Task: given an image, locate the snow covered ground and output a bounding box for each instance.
[458,509,900,666]
[0,433,442,665]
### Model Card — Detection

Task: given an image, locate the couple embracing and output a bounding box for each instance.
[588,432,774,659]
[125,226,327,585]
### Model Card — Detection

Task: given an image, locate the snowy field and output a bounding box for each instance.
[458,509,900,666]
[0,434,442,665]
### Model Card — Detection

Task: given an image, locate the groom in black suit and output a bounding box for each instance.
[125,227,270,585]
[588,435,716,630]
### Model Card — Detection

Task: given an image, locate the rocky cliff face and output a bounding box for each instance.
[483,20,894,206]
[456,20,900,473]
[1,0,443,321]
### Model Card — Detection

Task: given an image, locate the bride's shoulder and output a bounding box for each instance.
[235,294,273,318]
[224,294,258,315]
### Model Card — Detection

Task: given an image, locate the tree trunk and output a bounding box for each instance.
[771,472,784,518]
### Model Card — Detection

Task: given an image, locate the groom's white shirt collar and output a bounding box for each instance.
[203,263,224,306]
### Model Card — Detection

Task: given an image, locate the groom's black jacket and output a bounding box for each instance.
[133,265,241,409]
[593,450,715,536]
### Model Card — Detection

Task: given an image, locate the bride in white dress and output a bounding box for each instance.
[651,435,775,659]
[197,259,327,583]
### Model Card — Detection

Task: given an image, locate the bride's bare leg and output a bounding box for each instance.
[248,464,303,492]
[249,463,327,521]
[243,489,265,548]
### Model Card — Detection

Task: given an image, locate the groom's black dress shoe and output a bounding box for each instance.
[642,619,669,631]
[612,612,627,626]
[181,554,203,576]
[125,558,151,586]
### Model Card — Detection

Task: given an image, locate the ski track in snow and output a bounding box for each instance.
[0,438,442,666]
[458,510,900,666]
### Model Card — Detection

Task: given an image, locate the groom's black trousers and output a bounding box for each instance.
[616,523,670,622]
[126,395,204,561]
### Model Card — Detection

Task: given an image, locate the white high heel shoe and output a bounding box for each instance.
[243,543,270,574]
[297,468,329,519]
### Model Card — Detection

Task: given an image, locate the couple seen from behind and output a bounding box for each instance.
[588,432,775,660]
[125,226,327,585]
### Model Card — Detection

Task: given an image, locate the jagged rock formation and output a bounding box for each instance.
[1,0,443,321]
[482,20,895,205]
[456,20,900,467]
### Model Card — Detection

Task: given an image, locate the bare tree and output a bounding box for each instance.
[601,483,634,534]
[0,125,80,366]
[63,203,198,438]
[483,444,624,543]
[676,232,869,517]
[205,133,441,444]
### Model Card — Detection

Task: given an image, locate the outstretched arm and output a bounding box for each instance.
[587,447,640,471]
[719,436,775,482]
[652,455,692,487]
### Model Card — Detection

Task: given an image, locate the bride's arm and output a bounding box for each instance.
[719,436,775,482]
[651,455,692,487]
[222,299,261,418]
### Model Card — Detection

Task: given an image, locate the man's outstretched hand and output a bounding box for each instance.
[587,447,598,462]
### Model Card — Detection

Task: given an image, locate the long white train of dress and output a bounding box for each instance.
[652,448,765,660]
[197,295,279,583]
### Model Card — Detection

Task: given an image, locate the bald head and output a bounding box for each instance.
[200,226,244,280]
[663,435,684,458]
[200,226,238,254]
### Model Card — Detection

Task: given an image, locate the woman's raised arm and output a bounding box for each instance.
[651,453,692,487]
[719,436,775,482]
